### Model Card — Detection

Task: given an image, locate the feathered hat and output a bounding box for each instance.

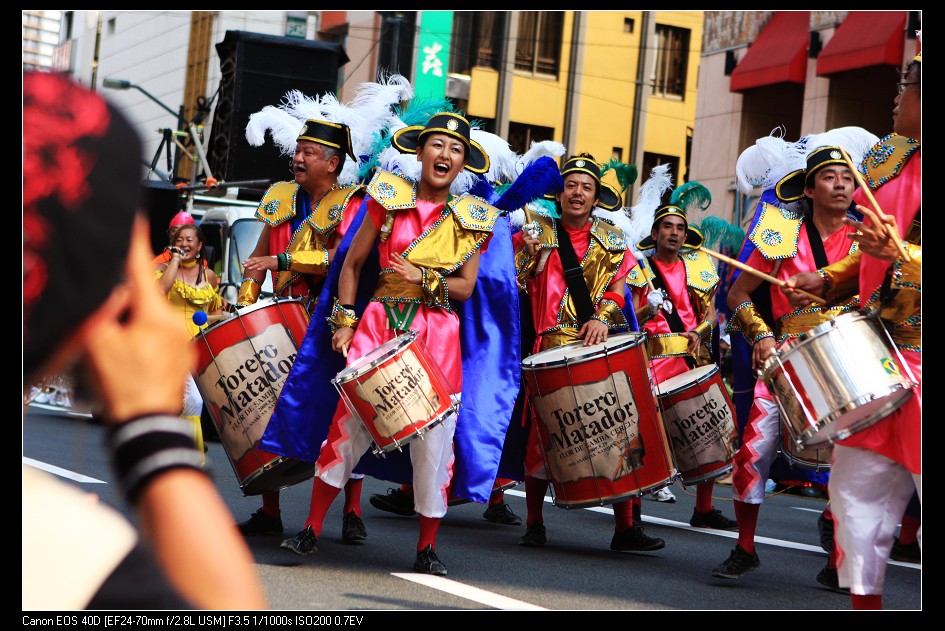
[391,112,490,174]
[636,181,712,251]
[774,126,880,203]
[552,153,620,209]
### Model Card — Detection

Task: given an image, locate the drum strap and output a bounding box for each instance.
[383,302,420,332]
[647,257,697,369]
[805,219,829,269]
[555,220,595,324]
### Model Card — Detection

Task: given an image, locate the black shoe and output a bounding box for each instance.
[690,508,738,531]
[341,512,367,544]
[711,545,760,579]
[817,510,835,553]
[237,508,283,536]
[519,522,547,547]
[281,526,318,555]
[413,545,447,576]
[816,565,850,594]
[891,537,921,563]
[611,526,665,552]
[483,503,522,526]
[369,488,416,517]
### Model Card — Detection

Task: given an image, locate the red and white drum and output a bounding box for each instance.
[780,425,833,473]
[655,364,738,487]
[333,330,458,456]
[192,297,314,496]
[521,332,677,509]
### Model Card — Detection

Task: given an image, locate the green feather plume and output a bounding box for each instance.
[694,215,746,253]
[669,181,711,213]
[601,158,639,193]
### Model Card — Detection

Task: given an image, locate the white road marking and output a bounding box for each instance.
[392,573,547,610]
[23,457,106,484]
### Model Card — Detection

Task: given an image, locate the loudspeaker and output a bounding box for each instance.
[207,31,350,194]
[141,180,183,254]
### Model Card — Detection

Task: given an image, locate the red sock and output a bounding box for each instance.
[631,496,642,526]
[489,491,505,506]
[613,500,633,531]
[695,482,715,513]
[262,491,280,518]
[899,514,920,545]
[524,476,548,526]
[418,515,441,551]
[400,483,415,497]
[304,477,342,537]
[734,500,760,553]
[851,594,882,610]
[343,477,363,517]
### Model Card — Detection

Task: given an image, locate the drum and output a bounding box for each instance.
[521,332,677,509]
[333,330,458,456]
[779,424,833,473]
[655,364,738,486]
[192,297,315,496]
[760,310,917,448]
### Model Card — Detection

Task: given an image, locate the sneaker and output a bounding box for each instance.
[341,512,367,544]
[413,545,447,576]
[645,487,676,503]
[281,526,318,555]
[519,522,547,547]
[611,527,666,552]
[891,537,921,563]
[53,390,72,407]
[34,387,55,405]
[711,545,761,579]
[483,503,522,526]
[817,510,834,553]
[237,508,283,536]
[690,508,738,531]
[369,488,416,517]
[816,565,850,594]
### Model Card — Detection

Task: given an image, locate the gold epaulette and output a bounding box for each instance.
[308,184,365,235]
[863,134,921,190]
[625,257,653,289]
[590,217,629,252]
[365,170,416,211]
[680,248,719,292]
[522,207,559,251]
[448,194,501,233]
[748,201,803,260]
[255,181,300,226]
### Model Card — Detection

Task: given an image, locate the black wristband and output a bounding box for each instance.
[107,415,206,505]
[341,304,356,312]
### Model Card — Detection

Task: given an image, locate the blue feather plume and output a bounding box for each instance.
[493,156,563,213]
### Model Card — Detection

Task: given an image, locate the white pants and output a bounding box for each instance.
[830,444,921,595]
[317,409,457,518]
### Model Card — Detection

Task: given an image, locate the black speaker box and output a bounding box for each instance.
[207,31,349,194]
[141,180,183,254]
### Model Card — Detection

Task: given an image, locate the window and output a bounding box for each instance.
[515,11,563,76]
[653,24,690,98]
[450,12,507,73]
[506,121,555,156]
[624,18,635,34]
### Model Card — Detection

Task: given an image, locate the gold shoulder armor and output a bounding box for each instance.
[748,202,803,260]
[255,181,300,226]
[308,184,364,234]
[681,248,719,292]
[365,170,416,211]
[449,194,501,233]
[522,207,558,250]
[626,257,654,289]
[590,217,629,252]
[862,134,921,190]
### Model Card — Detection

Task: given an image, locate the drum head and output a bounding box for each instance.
[335,330,417,383]
[657,364,717,397]
[522,332,645,370]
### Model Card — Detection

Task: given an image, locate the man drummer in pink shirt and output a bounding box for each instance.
[628,200,737,532]
[513,153,665,553]
[713,142,865,588]
[783,42,921,609]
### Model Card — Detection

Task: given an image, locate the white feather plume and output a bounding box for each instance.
[798,126,879,171]
[517,140,566,175]
[735,126,804,194]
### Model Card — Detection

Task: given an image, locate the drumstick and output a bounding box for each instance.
[698,245,827,306]
[341,342,349,358]
[838,147,911,263]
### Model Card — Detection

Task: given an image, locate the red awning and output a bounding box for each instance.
[817,11,907,76]
[730,11,810,92]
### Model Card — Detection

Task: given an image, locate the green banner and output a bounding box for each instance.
[414,11,453,101]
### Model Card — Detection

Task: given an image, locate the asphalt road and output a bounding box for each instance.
[23,405,922,616]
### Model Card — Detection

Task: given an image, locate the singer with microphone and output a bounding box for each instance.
[155,223,227,463]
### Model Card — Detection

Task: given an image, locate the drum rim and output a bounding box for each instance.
[521,331,646,370]
[333,329,419,384]
[656,364,718,397]
[233,295,307,317]
[795,384,915,448]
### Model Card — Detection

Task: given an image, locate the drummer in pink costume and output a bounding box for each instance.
[280,113,499,576]
[784,43,921,609]
[712,143,863,587]
[628,199,737,532]
[512,153,665,553]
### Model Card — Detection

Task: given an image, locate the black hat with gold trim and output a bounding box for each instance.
[297,118,356,160]
[636,204,703,251]
[391,112,489,174]
[552,154,620,209]
[775,145,852,203]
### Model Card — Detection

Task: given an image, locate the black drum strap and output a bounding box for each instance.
[805,217,830,269]
[556,220,595,324]
[648,257,697,369]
